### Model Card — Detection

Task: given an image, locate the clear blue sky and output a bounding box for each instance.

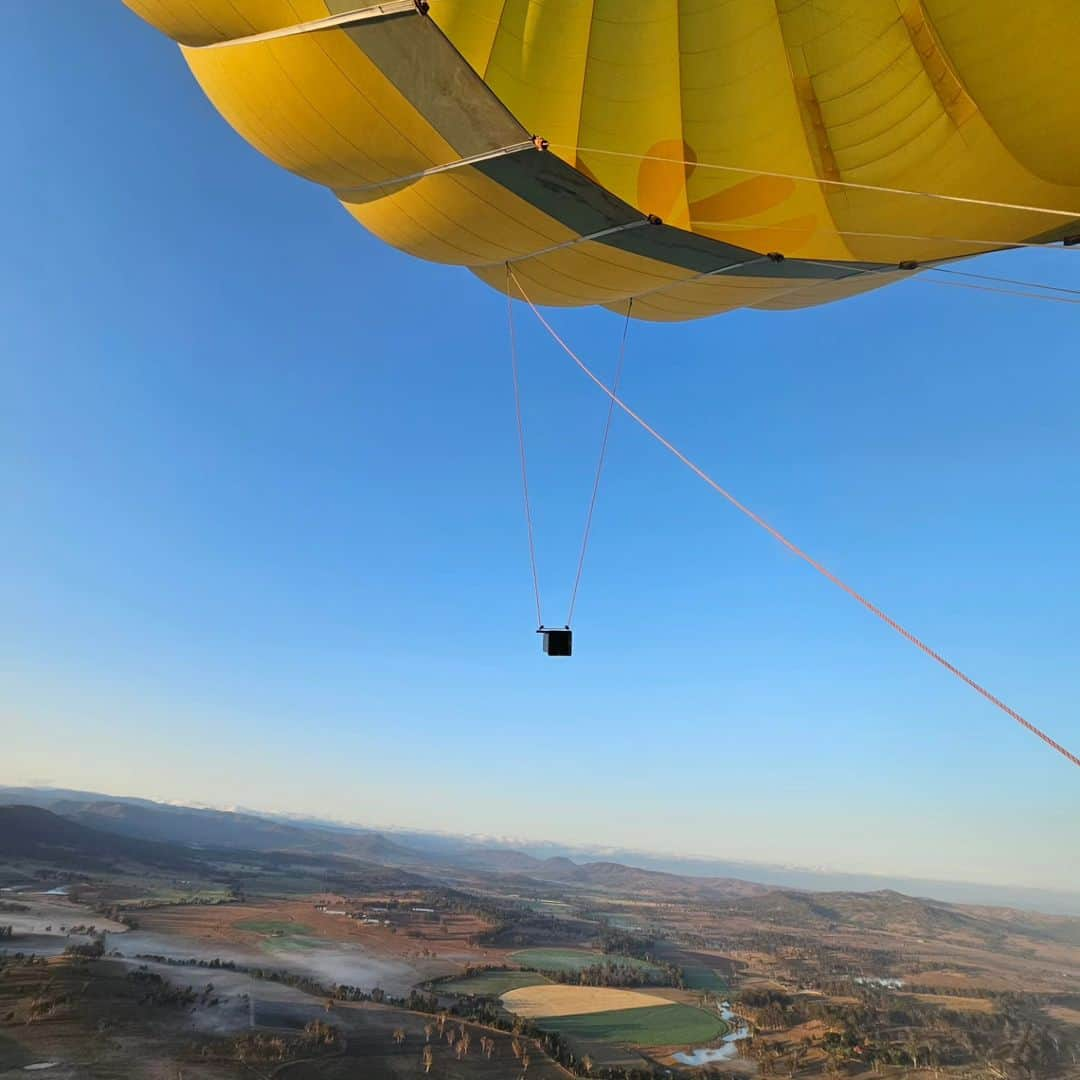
[4,5,1078,892]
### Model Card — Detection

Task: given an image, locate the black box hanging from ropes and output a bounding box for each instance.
[539,628,572,657]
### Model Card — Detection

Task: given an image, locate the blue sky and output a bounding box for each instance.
[4,5,1078,892]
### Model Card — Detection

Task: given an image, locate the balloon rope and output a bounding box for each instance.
[507,267,1080,771]
[554,145,1080,221]
[929,267,1080,297]
[506,267,544,629]
[566,299,633,627]
[794,260,1080,309]
[685,218,1080,256]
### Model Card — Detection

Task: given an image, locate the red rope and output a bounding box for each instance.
[508,268,1080,770]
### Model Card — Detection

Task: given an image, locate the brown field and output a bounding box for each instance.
[1046,1005,1080,1028]
[908,993,996,1014]
[910,970,1015,992]
[500,985,674,1018]
[134,897,500,964]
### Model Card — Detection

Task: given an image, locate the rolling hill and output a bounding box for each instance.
[0,805,202,871]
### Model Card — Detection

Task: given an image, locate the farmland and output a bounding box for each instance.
[679,960,729,992]
[4,798,1080,1080]
[536,1002,728,1046]
[501,984,675,1018]
[437,970,551,996]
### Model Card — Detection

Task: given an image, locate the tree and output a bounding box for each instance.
[424,1022,434,1043]
[422,1044,434,1073]
[905,1040,921,1069]
[393,1027,406,1046]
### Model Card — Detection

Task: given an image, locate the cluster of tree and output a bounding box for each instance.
[125,969,202,1007]
[63,936,105,959]
[0,925,13,940]
[133,952,237,970]
[543,960,685,989]
[598,929,656,961]
[753,985,1070,1077]
[737,988,798,1030]
[223,1019,339,1065]
[0,901,29,913]
[26,989,71,1021]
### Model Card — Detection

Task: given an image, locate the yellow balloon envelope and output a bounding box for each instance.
[123,0,1080,320]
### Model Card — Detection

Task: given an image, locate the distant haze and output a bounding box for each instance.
[3,784,1078,918]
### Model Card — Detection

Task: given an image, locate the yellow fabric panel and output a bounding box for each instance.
[431,0,1080,263]
[578,1,690,231]
[671,1,850,262]
[474,1,595,152]
[612,274,811,323]
[182,28,454,189]
[424,0,505,75]
[922,0,1080,187]
[752,269,912,312]
[341,169,580,267]
[471,240,705,308]
[123,0,332,47]
[614,268,908,322]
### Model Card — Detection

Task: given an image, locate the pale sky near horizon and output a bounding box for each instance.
[4,6,1079,893]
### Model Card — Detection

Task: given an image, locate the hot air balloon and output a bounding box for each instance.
[117,1,1080,767]
[121,1,1080,321]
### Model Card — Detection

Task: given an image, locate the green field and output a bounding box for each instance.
[436,971,551,997]
[538,1003,728,1046]
[680,963,728,992]
[510,948,661,975]
[235,919,315,936]
[235,919,319,953]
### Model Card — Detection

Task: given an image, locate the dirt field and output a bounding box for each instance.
[1046,1004,1080,1028]
[501,984,674,1018]
[133,897,498,967]
[908,993,996,1013]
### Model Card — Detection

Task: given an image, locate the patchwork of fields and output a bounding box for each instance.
[501,985,674,1018]
[498,981,730,1048]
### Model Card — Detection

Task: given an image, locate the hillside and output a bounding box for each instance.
[0,805,201,872]
[48,798,420,864]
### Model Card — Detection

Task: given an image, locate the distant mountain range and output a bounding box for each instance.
[3,785,1078,917]
[0,805,202,872]
[3,796,1080,953]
